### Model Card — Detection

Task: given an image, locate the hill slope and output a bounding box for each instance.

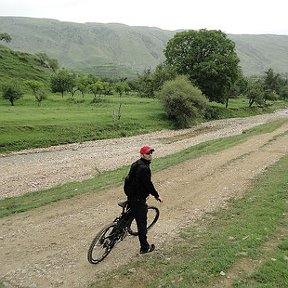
[0,44,51,87]
[1,16,288,78]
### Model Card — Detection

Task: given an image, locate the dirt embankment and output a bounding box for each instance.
[0,110,288,288]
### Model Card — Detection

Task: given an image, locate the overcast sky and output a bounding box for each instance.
[1,0,287,35]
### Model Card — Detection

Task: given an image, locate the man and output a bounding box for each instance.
[126,145,163,254]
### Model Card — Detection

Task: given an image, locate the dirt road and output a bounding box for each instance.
[1,110,288,199]
[1,111,288,288]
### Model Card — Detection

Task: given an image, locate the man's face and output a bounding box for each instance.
[142,151,153,161]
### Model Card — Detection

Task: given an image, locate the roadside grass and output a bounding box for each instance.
[0,119,287,219]
[209,100,286,119]
[0,93,286,153]
[0,93,171,153]
[87,146,288,288]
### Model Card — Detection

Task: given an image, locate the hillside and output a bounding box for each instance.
[0,44,51,87]
[1,16,288,78]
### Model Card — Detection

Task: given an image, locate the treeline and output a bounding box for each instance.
[1,30,288,128]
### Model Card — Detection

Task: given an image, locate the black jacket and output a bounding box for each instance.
[127,158,159,200]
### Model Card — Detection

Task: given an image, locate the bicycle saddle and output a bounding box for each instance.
[118,200,129,208]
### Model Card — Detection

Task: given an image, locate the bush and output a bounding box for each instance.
[157,75,208,128]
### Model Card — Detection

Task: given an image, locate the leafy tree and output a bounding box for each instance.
[246,80,265,107]
[25,80,47,106]
[263,68,281,94]
[164,29,241,104]
[0,32,12,42]
[279,85,288,100]
[2,81,24,106]
[89,81,104,99]
[264,89,279,102]
[152,63,177,92]
[76,75,89,97]
[157,75,208,128]
[87,74,99,85]
[102,81,113,95]
[51,69,75,97]
[66,73,79,97]
[137,69,154,97]
[114,81,130,97]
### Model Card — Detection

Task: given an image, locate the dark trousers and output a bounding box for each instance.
[128,198,149,251]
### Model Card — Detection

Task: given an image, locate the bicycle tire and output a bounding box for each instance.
[127,206,159,236]
[87,223,117,264]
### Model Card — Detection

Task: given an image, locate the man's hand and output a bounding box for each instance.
[155,196,163,203]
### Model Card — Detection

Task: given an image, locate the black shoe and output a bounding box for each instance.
[140,244,155,254]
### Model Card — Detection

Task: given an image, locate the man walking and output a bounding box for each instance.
[125,146,163,254]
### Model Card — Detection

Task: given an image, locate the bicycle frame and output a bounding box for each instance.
[111,201,133,241]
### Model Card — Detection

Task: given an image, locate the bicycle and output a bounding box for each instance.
[87,200,159,264]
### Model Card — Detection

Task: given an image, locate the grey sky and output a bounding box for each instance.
[1,0,287,35]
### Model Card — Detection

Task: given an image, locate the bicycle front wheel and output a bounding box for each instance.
[87,223,117,264]
[128,206,159,236]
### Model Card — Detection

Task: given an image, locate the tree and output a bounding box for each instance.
[25,80,47,106]
[113,81,131,124]
[114,81,130,97]
[0,32,12,43]
[102,81,113,95]
[152,64,177,92]
[279,85,288,100]
[137,69,155,97]
[89,81,104,100]
[263,68,281,94]
[2,81,24,106]
[51,69,75,97]
[246,80,265,107]
[157,75,208,128]
[164,29,241,104]
[75,75,88,97]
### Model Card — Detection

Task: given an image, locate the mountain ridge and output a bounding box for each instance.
[1,16,288,78]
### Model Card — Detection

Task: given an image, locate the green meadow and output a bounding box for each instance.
[0,92,286,153]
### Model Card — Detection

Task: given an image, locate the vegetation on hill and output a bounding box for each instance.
[0,17,174,79]
[0,44,51,88]
[1,17,288,78]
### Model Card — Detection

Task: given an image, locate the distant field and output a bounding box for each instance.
[0,92,286,153]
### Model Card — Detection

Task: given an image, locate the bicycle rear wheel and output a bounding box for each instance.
[87,223,117,264]
[127,206,159,236]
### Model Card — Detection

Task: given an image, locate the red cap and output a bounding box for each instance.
[140,146,155,154]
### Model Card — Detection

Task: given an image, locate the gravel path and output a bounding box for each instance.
[1,109,288,199]
[1,111,288,288]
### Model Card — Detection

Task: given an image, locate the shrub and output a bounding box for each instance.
[157,75,208,128]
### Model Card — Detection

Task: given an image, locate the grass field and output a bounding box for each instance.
[0,92,287,153]
[0,93,171,153]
